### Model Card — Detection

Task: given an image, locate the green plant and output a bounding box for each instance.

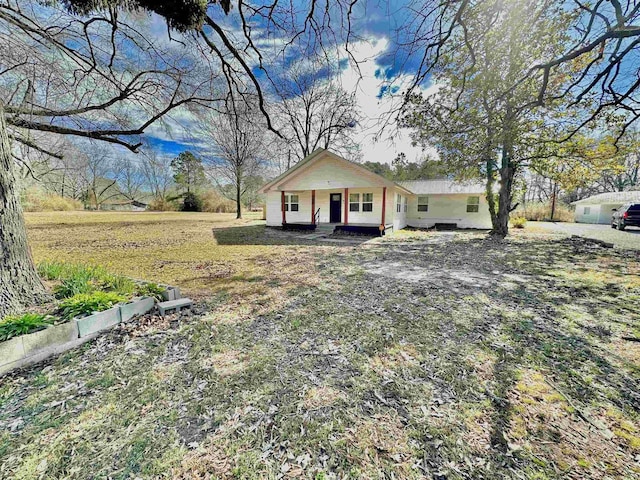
[100,274,136,296]
[136,283,165,301]
[181,192,203,212]
[38,261,108,282]
[0,313,56,341]
[54,276,95,299]
[58,292,126,320]
[510,216,527,229]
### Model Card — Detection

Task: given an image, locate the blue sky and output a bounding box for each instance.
[137,0,434,166]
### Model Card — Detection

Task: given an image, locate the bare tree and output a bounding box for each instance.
[140,147,174,205]
[115,157,146,204]
[81,144,121,210]
[0,1,224,316]
[0,0,362,316]
[272,59,362,164]
[198,100,267,219]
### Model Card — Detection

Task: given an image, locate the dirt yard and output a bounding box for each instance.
[1,212,639,479]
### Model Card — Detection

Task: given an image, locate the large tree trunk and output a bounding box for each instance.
[0,105,50,318]
[492,116,517,238]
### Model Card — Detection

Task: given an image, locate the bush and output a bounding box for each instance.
[147,198,178,211]
[22,188,83,212]
[515,202,574,222]
[136,282,166,301]
[510,216,527,229]
[58,292,126,320]
[181,192,203,212]
[201,190,236,213]
[0,313,55,341]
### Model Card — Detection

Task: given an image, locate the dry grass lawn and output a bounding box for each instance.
[1,211,639,479]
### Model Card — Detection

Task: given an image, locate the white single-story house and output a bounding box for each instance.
[259,149,492,234]
[572,191,640,224]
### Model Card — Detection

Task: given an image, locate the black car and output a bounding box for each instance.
[611,203,640,230]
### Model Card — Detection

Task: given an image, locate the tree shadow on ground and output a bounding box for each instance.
[211,224,373,246]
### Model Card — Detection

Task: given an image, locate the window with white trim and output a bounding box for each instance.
[417,196,429,212]
[396,194,402,213]
[466,196,480,213]
[403,196,407,212]
[362,193,373,212]
[584,206,590,215]
[349,193,360,212]
[283,194,299,212]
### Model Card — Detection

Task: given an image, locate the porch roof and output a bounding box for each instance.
[259,149,413,195]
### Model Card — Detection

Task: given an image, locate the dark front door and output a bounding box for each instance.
[330,193,342,223]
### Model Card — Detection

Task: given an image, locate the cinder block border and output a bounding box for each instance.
[0,289,164,376]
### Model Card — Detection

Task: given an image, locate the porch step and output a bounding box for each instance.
[158,298,193,316]
[315,224,336,234]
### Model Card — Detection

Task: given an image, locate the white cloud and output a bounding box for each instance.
[335,38,438,165]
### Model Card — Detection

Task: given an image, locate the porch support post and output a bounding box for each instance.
[381,186,387,227]
[311,189,316,224]
[281,191,286,224]
[344,188,349,225]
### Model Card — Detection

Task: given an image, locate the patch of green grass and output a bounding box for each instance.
[58,291,126,320]
[0,313,56,341]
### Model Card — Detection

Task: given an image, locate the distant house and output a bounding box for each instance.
[259,149,491,234]
[99,199,148,212]
[572,191,640,224]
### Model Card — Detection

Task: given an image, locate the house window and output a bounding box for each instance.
[417,196,429,212]
[403,196,407,212]
[283,194,299,212]
[349,193,360,212]
[396,194,402,213]
[584,206,590,215]
[363,193,373,212]
[466,196,480,213]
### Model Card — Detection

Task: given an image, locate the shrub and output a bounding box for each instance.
[0,313,55,341]
[136,282,165,301]
[22,188,83,212]
[510,216,527,229]
[201,190,236,213]
[181,192,203,212]
[515,202,574,222]
[147,198,178,211]
[58,292,126,320]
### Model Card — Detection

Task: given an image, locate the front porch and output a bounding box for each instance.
[278,187,391,235]
[282,221,394,236]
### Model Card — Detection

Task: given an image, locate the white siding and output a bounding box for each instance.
[574,204,601,224]
[392,188,408,230]
[265,190,313,226]
[574,203,622,224]
[406,193,492,229]
[266,191,282,226]
[279,156,386,191]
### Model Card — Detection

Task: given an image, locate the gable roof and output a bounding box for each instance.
[398,180,486,195]
[571,191,640,205]
[259,149,413,194]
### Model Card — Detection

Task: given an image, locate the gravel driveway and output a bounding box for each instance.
[534,221,640,250]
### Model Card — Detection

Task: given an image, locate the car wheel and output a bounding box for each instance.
[618,222,625,231]
[611,222,616,229]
